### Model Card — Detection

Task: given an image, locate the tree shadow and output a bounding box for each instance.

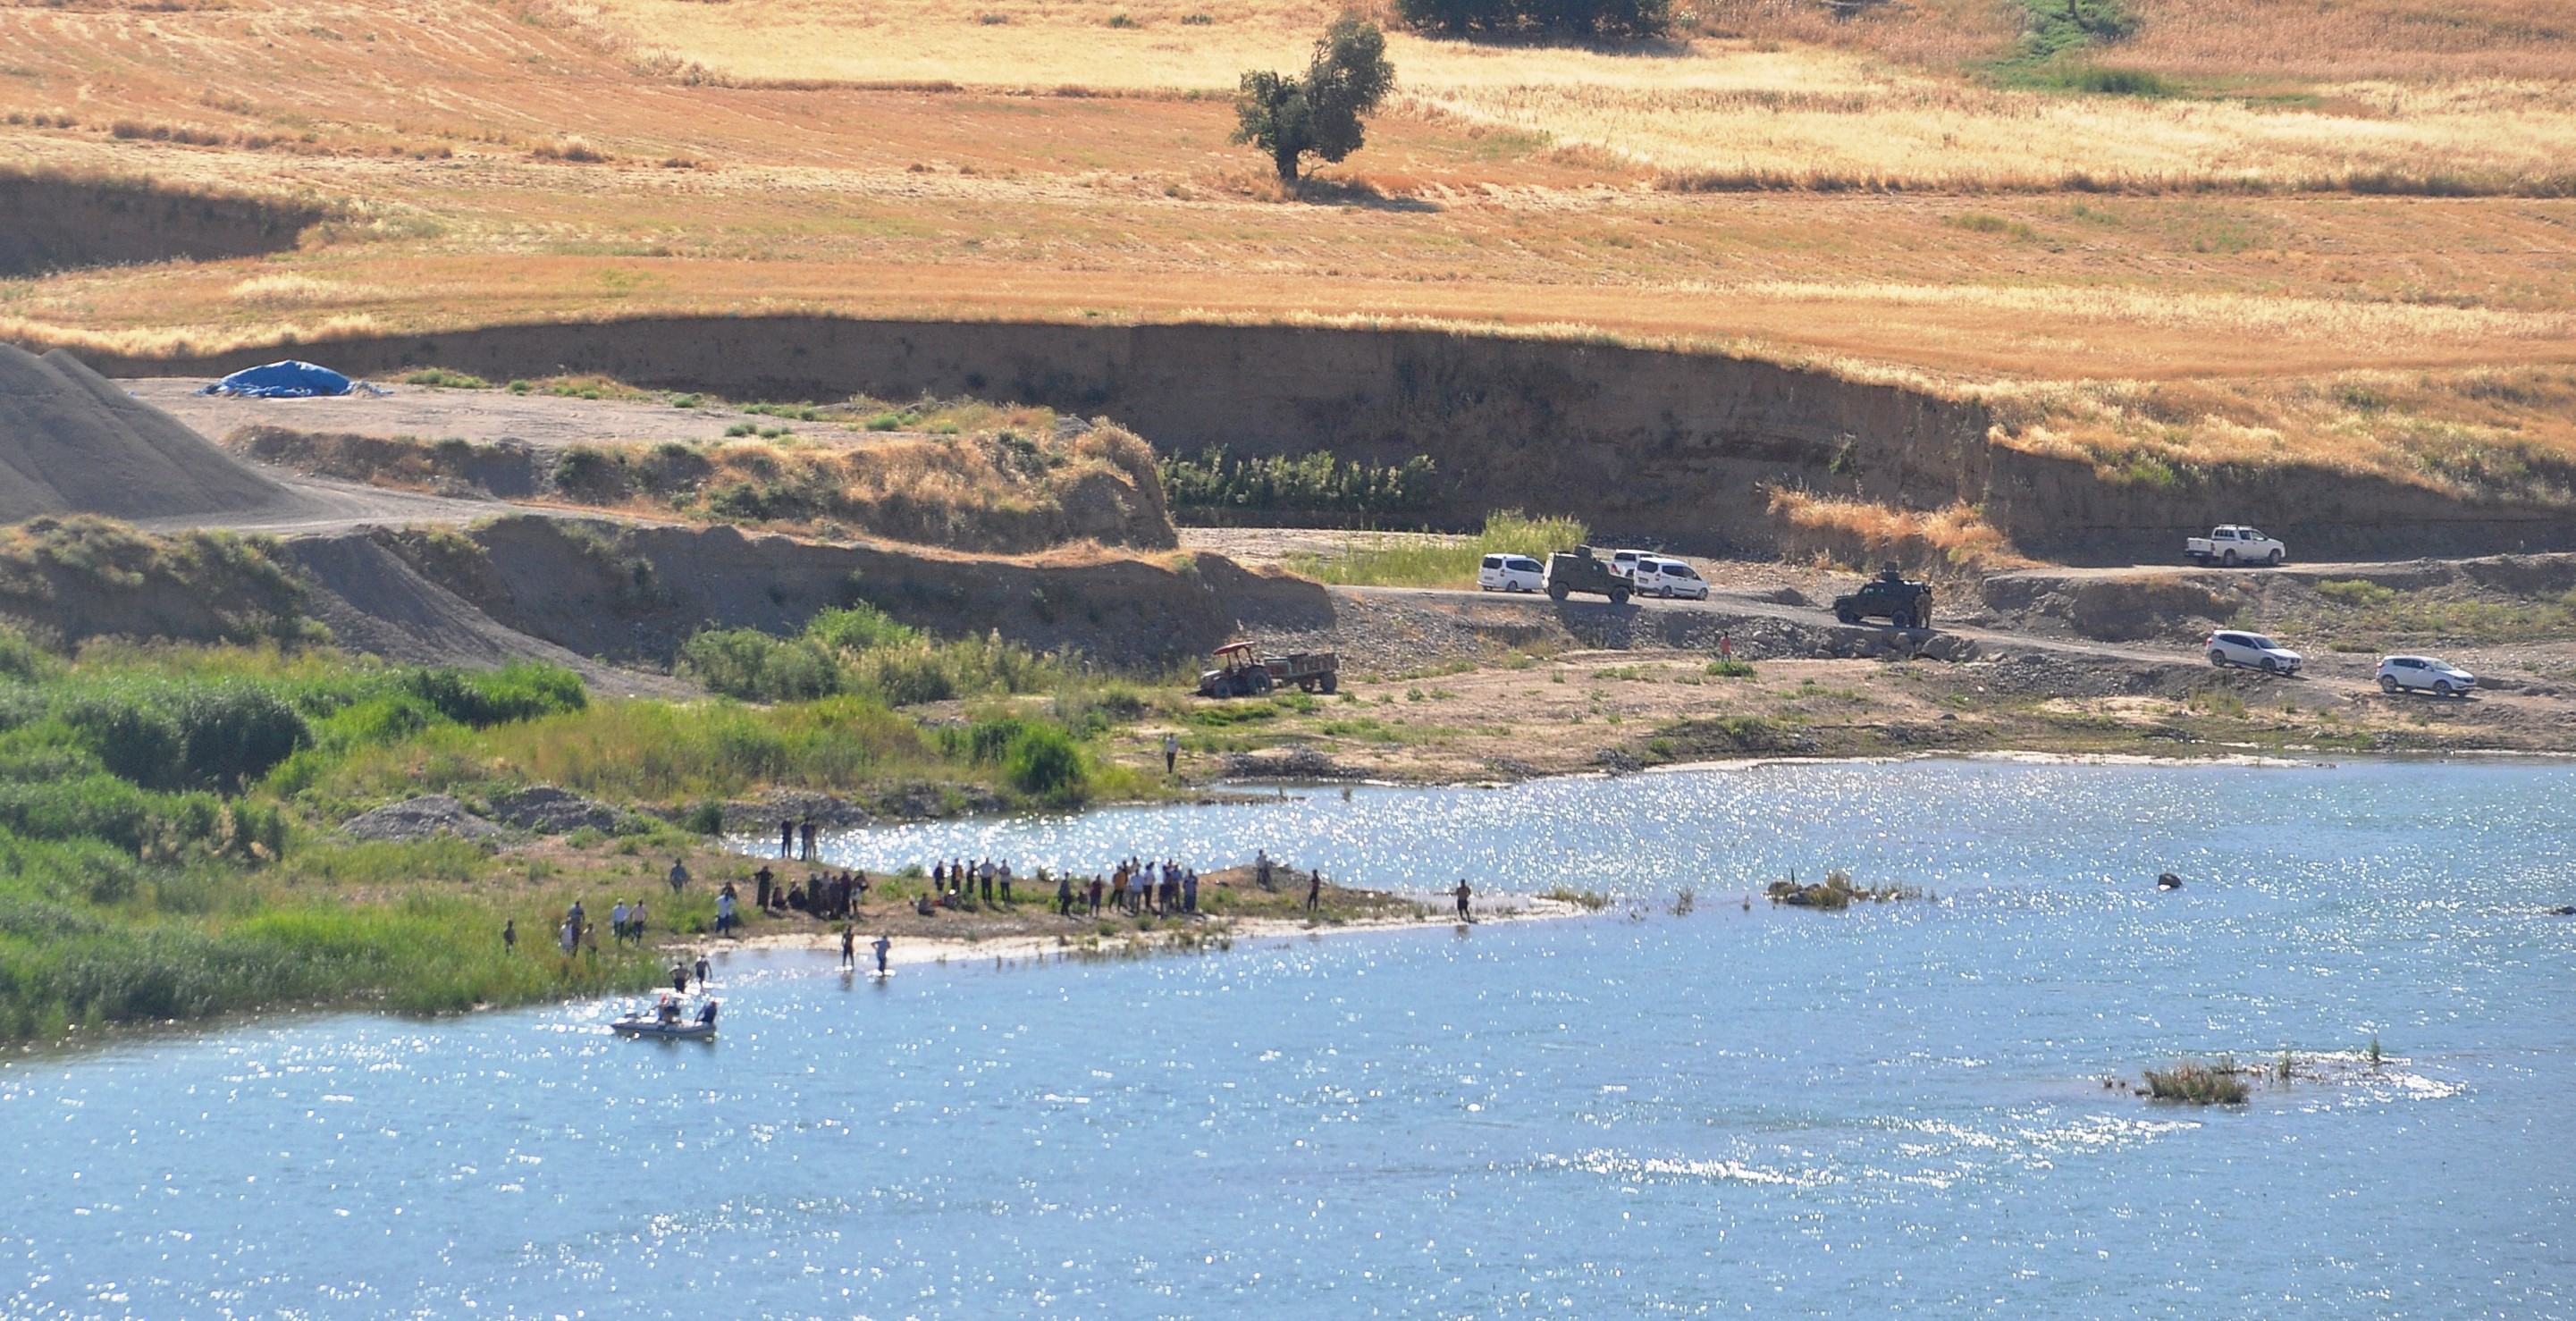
[1432,29,1699,59]
[1289,177,1444,212]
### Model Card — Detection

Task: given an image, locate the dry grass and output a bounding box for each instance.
[1984,367,2576,499]
[595,0,2576,192]
[0,0,2572,393]
[1765,491,2025,572]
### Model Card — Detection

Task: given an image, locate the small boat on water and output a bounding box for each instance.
[611,992,720,1039]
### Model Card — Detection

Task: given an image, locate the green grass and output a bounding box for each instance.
[1284,510,1588,588]
[401,367,495,390]
[0,610,1161,1043]
[2142,1056,2251,1104]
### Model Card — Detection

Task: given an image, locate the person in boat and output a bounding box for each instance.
[657,994,680,1027]
[696,998,719,1026]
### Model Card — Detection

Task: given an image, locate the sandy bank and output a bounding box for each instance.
[670,894,1590,972]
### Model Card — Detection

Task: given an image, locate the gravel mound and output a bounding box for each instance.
[487,785,620,835]
[341,794,505,843]
[0,345,311,523]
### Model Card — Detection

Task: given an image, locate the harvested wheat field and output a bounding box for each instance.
[2,0,2575,543]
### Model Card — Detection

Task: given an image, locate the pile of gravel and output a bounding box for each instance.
[0,345,305,523]
[1224,745,1355,780]
[341,794,504,843]
[487,785,620,835]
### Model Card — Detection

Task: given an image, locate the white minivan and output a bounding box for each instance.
[1634,558,1711,600]
[1478,553,1545,593]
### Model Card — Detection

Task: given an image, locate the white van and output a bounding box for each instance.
[1634,558,1710,600]
[1478,553,1545,593]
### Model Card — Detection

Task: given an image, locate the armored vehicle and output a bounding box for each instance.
[1544,546,1632,605]
[1831,565,1934,629]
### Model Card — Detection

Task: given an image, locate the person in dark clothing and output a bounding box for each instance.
[754,865,774,910]
[1452,878,1472,920]
[694,954,711,986]
[1057,871,1074,917]
[779,819,794,858]
[798,818,817,861]
[932,861,946,898]
[503,918,517,952]
[1089,875,1105,915]
[1306,871,1323,914]
[669,963,689,993]
[839,925,856,969]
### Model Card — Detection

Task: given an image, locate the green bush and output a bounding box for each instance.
[1002,722,1087,801]
[1159,447,1438,516]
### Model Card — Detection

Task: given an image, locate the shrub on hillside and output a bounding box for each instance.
[1160,448,1437,516]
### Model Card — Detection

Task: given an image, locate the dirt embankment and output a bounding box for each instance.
[0,171,324,276]
[229,418,1178,553]
[368,514,1328,669]
[88,316,2576,566]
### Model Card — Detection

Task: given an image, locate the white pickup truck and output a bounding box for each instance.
[2185,526,2286,567]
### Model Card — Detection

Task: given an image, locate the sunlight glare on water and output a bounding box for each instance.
[4,759,2572,1317]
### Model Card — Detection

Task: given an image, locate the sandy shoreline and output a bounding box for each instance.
[674,895,1593,972]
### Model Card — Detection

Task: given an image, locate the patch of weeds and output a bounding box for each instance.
[2142,1056,2249,1104]
[1705,659,1755,678]
[1945,212,2041,241]
[403,368,492,390]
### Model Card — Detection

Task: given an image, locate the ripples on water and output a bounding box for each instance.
[4,760,2572,1317]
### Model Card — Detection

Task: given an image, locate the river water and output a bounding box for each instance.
[5,759,2572,1318]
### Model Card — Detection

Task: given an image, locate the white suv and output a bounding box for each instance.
[1635,558,1710,600]
[1477,554,1545,593]
[2206,630,2302,674]
[2378,654,2475,697]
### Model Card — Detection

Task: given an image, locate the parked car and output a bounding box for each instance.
[2378,654,2475,697]
[2205,629,2302,674]
[1478,553,1546,593]
[1634,557,1711,600]
[2186,526,2287,567]
[1544,545,1633,604]
[1608,549,1651,583]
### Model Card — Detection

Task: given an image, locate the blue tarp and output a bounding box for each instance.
[201,359,353,398]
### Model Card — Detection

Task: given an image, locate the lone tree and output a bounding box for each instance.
[1233,15,1396,184]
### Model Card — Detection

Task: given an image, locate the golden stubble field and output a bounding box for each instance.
[2,0,2574,400]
